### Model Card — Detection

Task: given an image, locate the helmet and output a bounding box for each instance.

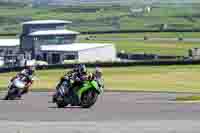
[25,60,36,72]
[78,64,87,74]
[95,67,102,73]
[95,67,102,77]
[73,64,79,72]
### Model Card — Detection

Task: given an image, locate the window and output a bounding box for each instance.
[0,49,4,53]
[64,54,76,60]
[56,26,65,29]
[5,49,13,55]
[8,50,13,54]
[43,53,47,61]
[37,35,75,45]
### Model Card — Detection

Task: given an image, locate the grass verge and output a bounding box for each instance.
[176,96,200,101]
[80,37,200,56]
[1,65,200,93]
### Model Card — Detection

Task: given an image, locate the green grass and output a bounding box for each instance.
[80,38,200,56]
[83,32,200,39]
[1,3,200,33]
[1,65,200,93]
[2,32,200,56]
[176,96,200,101]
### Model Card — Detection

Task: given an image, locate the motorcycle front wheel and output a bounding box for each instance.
[56,96,68,108]
[4,87,20,100]
[80,90,98,108]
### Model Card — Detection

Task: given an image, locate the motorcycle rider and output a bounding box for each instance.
[67,65,103,89]
[56,64,79,90]
[12,61,36,96]
[64,64,79,77]
[93,67,104,89]
[67,64,93,105]
[73,64,92,84]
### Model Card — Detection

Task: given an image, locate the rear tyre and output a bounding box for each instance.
[80,90,98,108]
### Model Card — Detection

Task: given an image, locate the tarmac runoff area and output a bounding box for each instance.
[0,91,200,133]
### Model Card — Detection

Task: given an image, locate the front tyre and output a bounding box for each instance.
[56,101,66,108]
[3,94,9,100]
[80,90,98,108]
[4,87,20,100]
[4,93,20,100]
[56,96,68,108]
[52,93,58,103]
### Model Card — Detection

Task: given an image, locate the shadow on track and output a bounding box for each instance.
[48,106,87,109]
[0,97,23,101]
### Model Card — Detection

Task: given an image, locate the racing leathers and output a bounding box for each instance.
[13,68,35,95]
[67,70,93,105]
[71,71,93,88]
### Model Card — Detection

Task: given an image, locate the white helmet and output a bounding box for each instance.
[95,67,103,77]
[26,60,36,66]
[25,60,36,70]
[95,67,102,73]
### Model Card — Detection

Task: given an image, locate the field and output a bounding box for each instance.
[79,34,200,56]
[1,1,200,56]
[1,2,200,33]
[2,31,200,56]
[84,32,200,39]
[1,1,200,92]
[0,65,200,93]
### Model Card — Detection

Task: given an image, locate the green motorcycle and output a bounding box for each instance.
[53,78,103,108]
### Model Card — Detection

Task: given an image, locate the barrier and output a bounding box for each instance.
[0,59,200,73]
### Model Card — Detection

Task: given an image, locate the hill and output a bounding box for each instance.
[4,0,200,6]
[0,0,200,33]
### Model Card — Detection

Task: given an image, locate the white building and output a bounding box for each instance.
[41,43,116,63]
[0,39,21,66]
[0,20,117,66]
[20,20,117,64]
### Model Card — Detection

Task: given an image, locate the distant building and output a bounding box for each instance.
[20,20,77,61]
[0,20,116,66]
[0,39,21,67]
[18,20,116,64]
[41,43,116,64]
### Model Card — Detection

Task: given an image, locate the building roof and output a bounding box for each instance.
[0,39,19,47]
[22,20,72,25]
[29,29,79,36]
[41,43,114,52]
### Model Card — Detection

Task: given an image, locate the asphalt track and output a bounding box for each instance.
[0,91,200,133]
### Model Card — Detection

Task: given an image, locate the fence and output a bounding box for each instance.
[0,59,200,73]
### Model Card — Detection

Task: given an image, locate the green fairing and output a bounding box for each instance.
[90,80,99,89]
[77,80,99,99]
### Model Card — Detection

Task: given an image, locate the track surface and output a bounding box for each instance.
[1,91,200,132]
